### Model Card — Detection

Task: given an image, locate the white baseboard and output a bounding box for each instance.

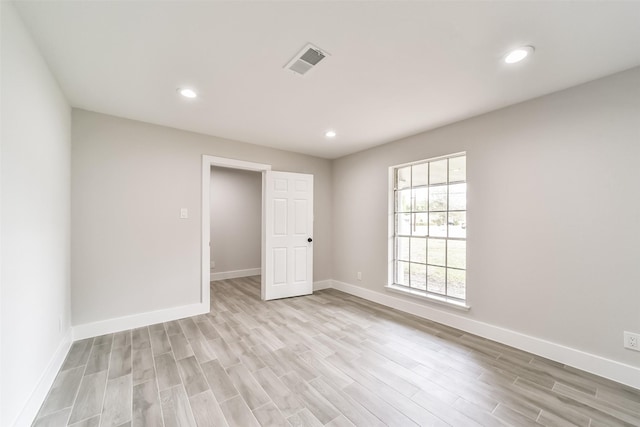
[72,302,209,340]
[13,329,73,427]
[72,278,328,342]
[313,280,333,291]
[331,280,640,390]
[210,267,261,281]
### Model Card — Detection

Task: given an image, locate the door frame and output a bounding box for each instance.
[201,155,271,306]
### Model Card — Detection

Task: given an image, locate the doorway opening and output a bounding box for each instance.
[201,156,271,308]
[201,155,315,306]
[209,166,262,281]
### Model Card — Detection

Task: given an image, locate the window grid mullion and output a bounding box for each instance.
[426,161,431,292]
[393,155,465,301]
[444,158,449,297]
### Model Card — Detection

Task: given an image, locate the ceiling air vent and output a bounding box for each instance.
[284,43,329,76]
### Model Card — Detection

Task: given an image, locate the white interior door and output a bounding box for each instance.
[263,171,314,300]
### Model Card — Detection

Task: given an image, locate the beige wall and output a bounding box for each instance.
[1,3,72,425]
[71,109,332,325]
[332,67,640,367]
[210,167,261,273]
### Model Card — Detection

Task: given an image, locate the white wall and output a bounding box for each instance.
[71,109,332,326]
[1,2,72,425]
[210,167,261,275]
[332,68,640,375]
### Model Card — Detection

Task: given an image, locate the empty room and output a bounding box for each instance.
[2,1,640,426]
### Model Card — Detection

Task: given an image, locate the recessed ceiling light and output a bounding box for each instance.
[178,88,197,98]
[504,46,535,64]
[325,130,337,138]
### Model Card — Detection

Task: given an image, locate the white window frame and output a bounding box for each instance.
[386,152,470,310]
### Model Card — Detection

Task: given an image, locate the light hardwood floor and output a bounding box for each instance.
[33,276,640,426]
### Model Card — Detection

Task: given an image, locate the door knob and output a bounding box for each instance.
[307,237,313,243]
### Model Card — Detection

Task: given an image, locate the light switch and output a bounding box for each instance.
[180,208,188,219]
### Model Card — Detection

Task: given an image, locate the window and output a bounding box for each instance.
[391,153,467,304]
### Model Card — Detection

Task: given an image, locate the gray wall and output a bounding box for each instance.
[332,67,640,366]
[1,3,72,425]
[71,109,332,325]
[210,167,261,274]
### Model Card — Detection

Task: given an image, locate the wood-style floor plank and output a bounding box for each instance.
[154,352,181,391]
[308,377,386,427]
[219,395,260,427]
[108,345,132,379]
[101,374,132,427]
[131,347,154,385]
[68,415,100,427]
[84,343,111,375]
[225,363,271,410]
[32,408,71,427]
[280,371,341,424]
[131,380,162,427]
[287,408,324,427]
[176,355,209,397]
[113,331,132,350]
[164,320,183,336]
[342,381,418,427]
[252,367,305,418]
[200,359,238,403]
[131,328,150,351]
[37,366,84,417]
[189,338,217,364]
[160,385,197,427]
[149,329,171,356]
[251,401,289,427]
[168,332,194,361]
[68,371,108,424]
[188,390,229,427]
[60,339,93,371]
[32,276,640,427]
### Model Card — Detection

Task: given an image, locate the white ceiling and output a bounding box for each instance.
[14,1,640,159]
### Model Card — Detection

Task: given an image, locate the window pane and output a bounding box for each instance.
[413,188,427,212]
[410,237,426,264]
[397,213,411,235]
[397,189,412,212]
[413,213,428,236]
[429,159,447,184]
[410,263,426,290]
[396,261,410,286]
[427,265,446,294]
[427,238,446,266]
[397,237,410,261]
[447,269,465,299]
[447,240,465,269]
[429,186,447,211]
[428,212,447,237]
[397,166,411,189]
[394,155,466,301]
[449,183,466,211]
[449,156,466,182]
[412,163,428,187]
[448,212,466,238]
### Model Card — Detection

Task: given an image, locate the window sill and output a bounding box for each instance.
[385,284,471,311]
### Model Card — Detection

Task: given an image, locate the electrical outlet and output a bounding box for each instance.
[624,331,640,351]
[357,272,362,281]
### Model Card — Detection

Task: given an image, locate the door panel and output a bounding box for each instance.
[273,199,288,235]
[273,248,287,285]
[263,171,314,300]
[294,200,308,234]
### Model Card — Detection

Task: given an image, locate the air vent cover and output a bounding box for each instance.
[284,43,329,76]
